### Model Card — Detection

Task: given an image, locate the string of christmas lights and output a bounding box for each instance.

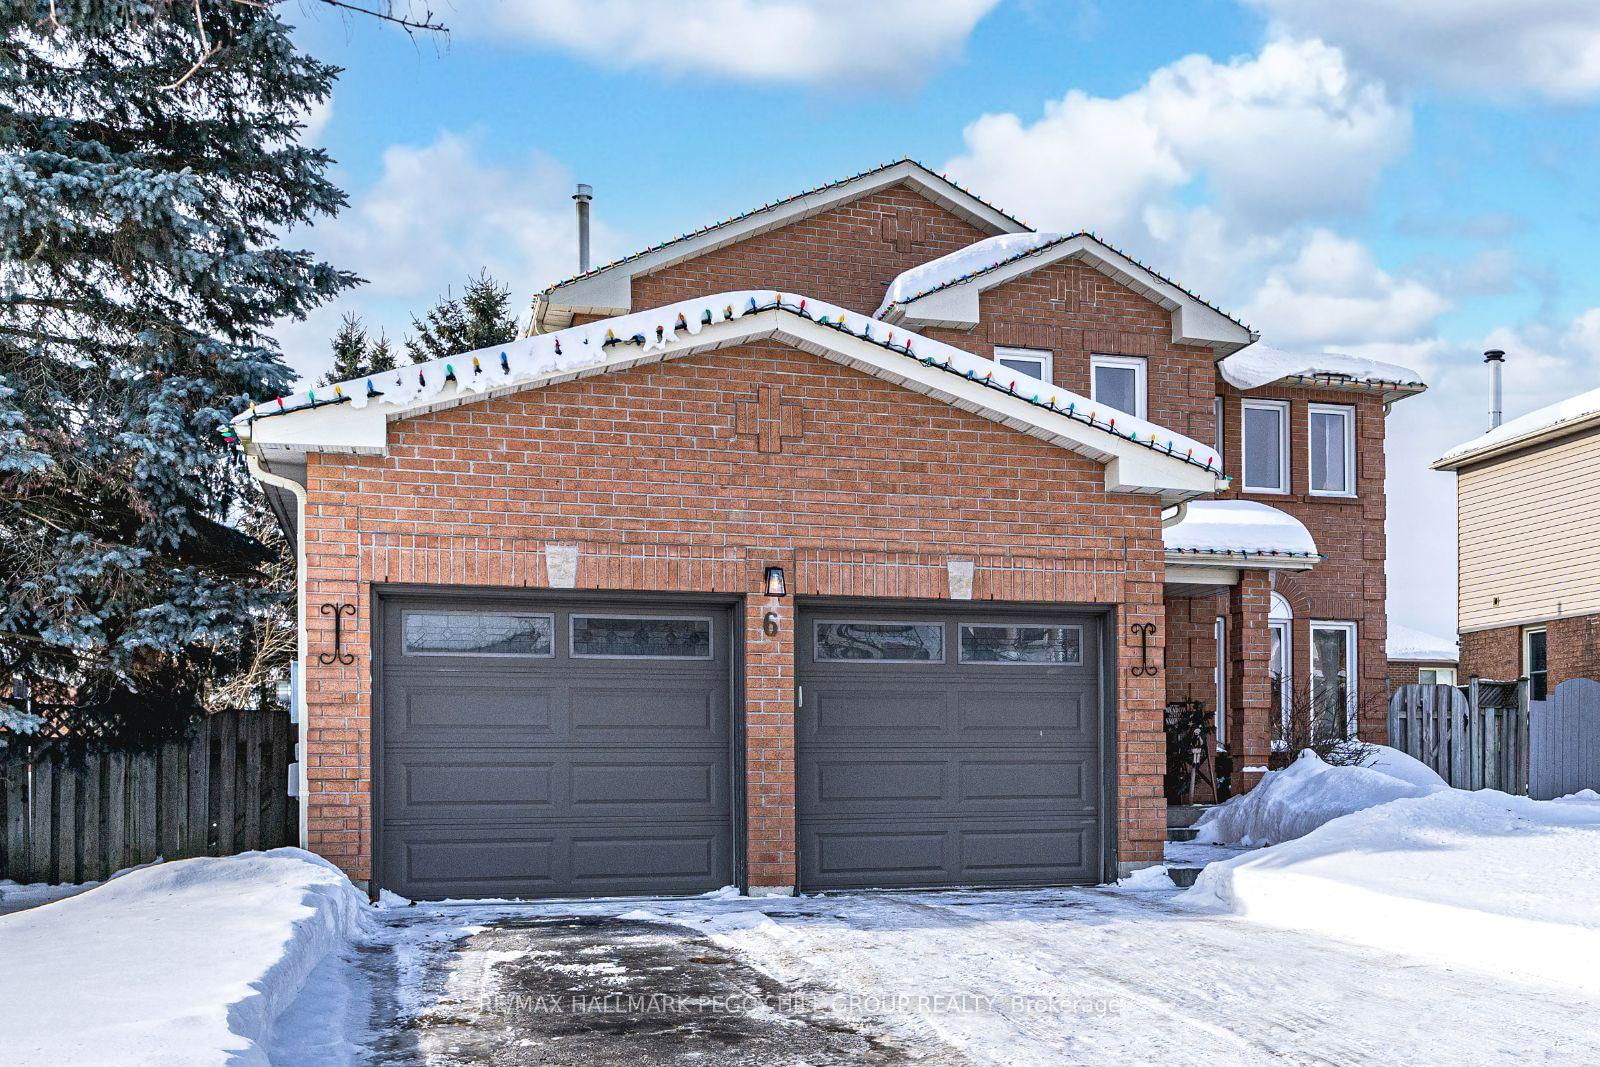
[229,293,1226,478]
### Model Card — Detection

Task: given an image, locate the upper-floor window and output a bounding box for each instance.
[1241,398,1289,494]
[1090,354,1147,419]
[1309,403,1356,497]
[994,346,1052,382]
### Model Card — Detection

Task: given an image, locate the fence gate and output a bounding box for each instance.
[0,709,297,885]
[1530,678,1600,800]
[1387,681,1529,794]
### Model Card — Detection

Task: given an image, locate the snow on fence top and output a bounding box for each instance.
[1436,384,1600,468]
[1219,343,1426,394]
[1386,622,1459,662]
[232,290,1226,477]
[1163,499,1320,559]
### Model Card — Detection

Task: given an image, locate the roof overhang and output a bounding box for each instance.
[1433,410,1600,472]
[1161,499,1321,592]
[534,160,1030,333]
[879,234,1256,357]
[239,292,1228,506]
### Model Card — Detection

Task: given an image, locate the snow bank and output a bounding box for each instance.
[0,848,370,1066]
[1386,621,1458,662]
[1219,342,1424,392]
[1438,384,1600,465]
[876,232,1068,315]
[1193,749,1444,847]
[1163,499,1318,558]
[1187,789,1600,993]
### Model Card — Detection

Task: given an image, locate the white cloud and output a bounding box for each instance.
[460,0,1003,85]
[1246,0,1600,100]
[274,132,617,383]
[299,95,332,143]
[1241,229,1451,345]
[943,38,1409,235]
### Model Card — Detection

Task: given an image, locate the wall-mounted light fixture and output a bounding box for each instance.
[763,566,787,598]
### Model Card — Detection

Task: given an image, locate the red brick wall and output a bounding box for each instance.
[1212,382,1391,742]
[299,342,1171,885]
[1165,592,1222,707]
[1386,659,1456,691]
[1461,614,1600,687]
[630,183,992,317]
[922,260,1220,445]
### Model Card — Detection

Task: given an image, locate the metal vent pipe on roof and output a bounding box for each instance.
[573,183,593,274]
[1484,349,1505,431]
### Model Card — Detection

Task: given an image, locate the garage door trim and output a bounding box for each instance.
[794,597,1118,890]
[369,584,746,900]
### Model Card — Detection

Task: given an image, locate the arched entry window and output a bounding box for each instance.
[1269,593,1293,747]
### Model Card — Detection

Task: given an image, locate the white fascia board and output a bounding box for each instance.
[244,306,1221,502]
[541,161,1028,330]
[889,236,1255,356]
[1163,563,1240,586]
[1163,551,1320,571]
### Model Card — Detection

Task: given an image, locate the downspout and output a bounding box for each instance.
[246,451,310,850]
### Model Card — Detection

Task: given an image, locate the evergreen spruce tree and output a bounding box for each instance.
[406,270,519,363]
[0,3,358,722]
[319,314,398,386]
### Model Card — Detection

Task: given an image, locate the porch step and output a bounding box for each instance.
[1166,866,1204,888]
[1167,804,1209,829]
[1166,826,1199,843]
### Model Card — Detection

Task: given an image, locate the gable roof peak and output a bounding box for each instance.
[531,159,1032,333]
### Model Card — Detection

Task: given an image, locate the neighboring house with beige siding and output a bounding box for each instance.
[1434,385,1600,696]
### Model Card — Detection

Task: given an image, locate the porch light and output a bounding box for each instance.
[763,566,787,598]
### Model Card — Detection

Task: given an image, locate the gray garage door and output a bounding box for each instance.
[378,596,735,900]
[797,606,1105,890]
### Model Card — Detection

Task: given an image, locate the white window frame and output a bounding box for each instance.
[1310,620,1359,740]
[1241,398,1291,495]
[1214,615,1228,747]
[993,346,1052,383]
[1418,667,1457,686]
[1523,627,1549,700]
[1307,403,1357,498]
[1089,354,1148,419]
[1269,590,1293,749]
[1214,395,1224,458]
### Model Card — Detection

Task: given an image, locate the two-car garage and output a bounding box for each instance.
[376,594,1108,900]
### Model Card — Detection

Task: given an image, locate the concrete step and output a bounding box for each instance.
[1166,866,1203,888]
[1167,804,1210,828]
[1166,826,1199,843]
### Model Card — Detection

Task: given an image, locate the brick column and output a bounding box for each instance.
[1228,569,1273,793]
[744,585,796,893]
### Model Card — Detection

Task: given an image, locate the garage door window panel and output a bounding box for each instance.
[570,615,713,659]
[814,621,945,662]
[401,612,554,657]
[959,624,1083,665]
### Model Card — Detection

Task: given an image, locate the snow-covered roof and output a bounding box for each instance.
[1434,385,1600,471]
[1387,623,1458,663]
[237,291,1229,505]
[1163,500,1321,565]
[533,159,1030,332]
[1220,343,1427,403]
[874,232,1256,355]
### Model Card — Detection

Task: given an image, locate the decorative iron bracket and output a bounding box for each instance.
[1130,622,1160,677]
[318,602,356,666]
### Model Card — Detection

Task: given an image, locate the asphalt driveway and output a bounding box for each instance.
[272,885,1600,1066]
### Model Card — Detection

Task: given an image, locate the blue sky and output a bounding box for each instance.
[278,1,1600,639]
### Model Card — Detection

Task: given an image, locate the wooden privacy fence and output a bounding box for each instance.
[0,709,297,885]
[1387,680,1529,794]
[1530,678,1600,800]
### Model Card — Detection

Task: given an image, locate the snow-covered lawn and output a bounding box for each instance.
[0,848,369,1066]
[1188,749,1600,995]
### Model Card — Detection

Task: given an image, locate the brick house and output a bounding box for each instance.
[1434,384,1600,697]
[1386,623,1459,691]
[237,160,1426,900]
